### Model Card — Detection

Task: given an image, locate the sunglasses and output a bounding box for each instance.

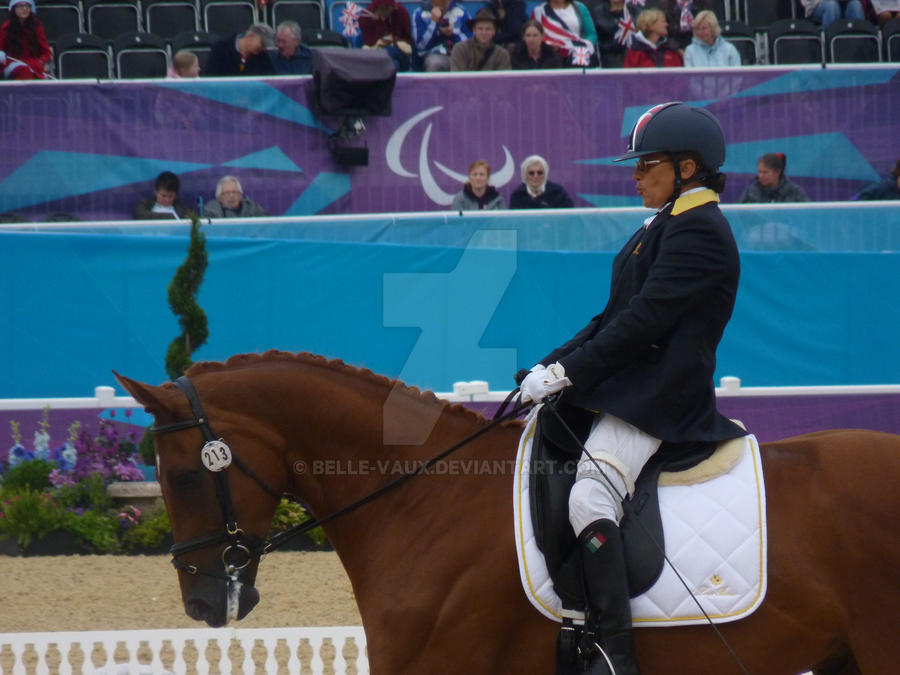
[527,170,545,176]
[635,158,670,172]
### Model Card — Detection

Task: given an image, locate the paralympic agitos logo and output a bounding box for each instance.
[385,106,515,206]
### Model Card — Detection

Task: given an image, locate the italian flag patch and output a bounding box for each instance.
[586,532,606,553]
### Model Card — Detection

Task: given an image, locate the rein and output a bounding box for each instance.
[151,375,532,577]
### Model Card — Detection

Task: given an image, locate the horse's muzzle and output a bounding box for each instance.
[185,579,260,627]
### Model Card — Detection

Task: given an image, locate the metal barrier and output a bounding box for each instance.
[0,626,368,674]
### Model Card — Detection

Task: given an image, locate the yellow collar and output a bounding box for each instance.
[670,188,719,216]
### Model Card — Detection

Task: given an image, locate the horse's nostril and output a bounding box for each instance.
[185,598,212,622]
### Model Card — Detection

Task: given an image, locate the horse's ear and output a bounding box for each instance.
[113,371,179,416]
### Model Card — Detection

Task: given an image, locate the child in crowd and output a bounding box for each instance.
[168,50,201,78]
[0,0,51,79]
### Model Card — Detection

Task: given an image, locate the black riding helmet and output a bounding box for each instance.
[614,101,726,169]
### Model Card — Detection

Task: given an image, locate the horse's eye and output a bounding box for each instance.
[172,469,202,489]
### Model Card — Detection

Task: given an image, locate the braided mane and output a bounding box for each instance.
[185,350,503,425]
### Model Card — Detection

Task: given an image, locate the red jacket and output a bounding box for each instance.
[623,37,683,68]
[0,17,52,77]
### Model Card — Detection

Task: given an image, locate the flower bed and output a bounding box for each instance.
[0,409,326,555]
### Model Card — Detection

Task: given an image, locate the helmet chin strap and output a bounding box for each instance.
[668,152,683,204]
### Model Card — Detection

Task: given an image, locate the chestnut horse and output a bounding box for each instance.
[116,351,900,675]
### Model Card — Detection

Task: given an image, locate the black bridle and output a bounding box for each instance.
[150,376,282,580]
[150,375,531,580]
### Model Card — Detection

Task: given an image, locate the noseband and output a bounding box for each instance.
[150,376,282,581]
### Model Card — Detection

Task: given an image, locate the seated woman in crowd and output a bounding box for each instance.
[684,10,740,67]
[510,155,574,209]
[451,160,505,211]
[511,19,563,68]
[360,0,414,72]
[412,0,472,71]
[0,0,51,79]
[624,7,683,67]
[740,153,810,203]
[133,171,191,220]
[531,0,598,67]
[203,175,268,217]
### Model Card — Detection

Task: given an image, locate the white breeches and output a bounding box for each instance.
[568,413,661,535]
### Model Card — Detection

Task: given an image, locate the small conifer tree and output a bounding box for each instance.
[165,212,209,379]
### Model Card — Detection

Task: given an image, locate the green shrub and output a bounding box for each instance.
[271,498,326,546]
[0,490,67,548]
[54,473,113,512]
[121,506,171,552]
[64,508,120,553]
[0,459,55,492]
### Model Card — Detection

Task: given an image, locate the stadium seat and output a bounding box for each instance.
[35,0,83,43]
[113,31,170,78]
[767,18,822,64]
[721,19,758,64]
[54,32,112,78]
[825,18,880,63]
[740,0,794,30]
[83,0,142,41]
[882,16,900,62]
[305,27,348,46]
[269,0,324,31]
[200,0,257,37]
[170,29,218,70]
[144,0,201,39]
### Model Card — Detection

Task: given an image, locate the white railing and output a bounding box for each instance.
[0,626,368,675]
[1,378,900,411]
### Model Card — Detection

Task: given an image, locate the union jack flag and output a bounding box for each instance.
[340,2,363,37]
[630,0,645,8]
[571,46,591,66]
[678,0,694,31]
[615,3,636,47]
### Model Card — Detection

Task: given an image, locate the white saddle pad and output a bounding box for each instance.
[513,406,767,627]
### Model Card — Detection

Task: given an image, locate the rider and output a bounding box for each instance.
[518,102,748,675]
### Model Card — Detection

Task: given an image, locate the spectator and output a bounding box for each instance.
[168,50,200,78]
[413,0,472,71]
[204,23,275,76]
[510,155,574,209]
[853,158,900,200]
[800,1,864,29]
[624,8,683,67]
[531,0,599,67]
[739,153,810,203]
[0,0,51,80]
[450,8,512,70]
[869,0,900,26]
[133,172,191,220]
[684,10,740,67]
[654,0,719,50]
[270,20,314,74]
[203,175,268,217]
[450,160,505,210]
[510,19,564,68]
[487,0,528,47]
[593,0,631,68]
[360,0,413,72]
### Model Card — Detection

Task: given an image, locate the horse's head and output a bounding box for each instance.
[114,370,287,627]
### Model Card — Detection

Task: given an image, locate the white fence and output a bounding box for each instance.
[0,626,368,675]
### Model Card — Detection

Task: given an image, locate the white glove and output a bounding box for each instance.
[520,362,572,403]
[0,51,6,63]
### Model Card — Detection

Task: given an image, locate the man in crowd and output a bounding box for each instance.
[204,23,275,76]
[450,7,510,70]
[270,20,314,74]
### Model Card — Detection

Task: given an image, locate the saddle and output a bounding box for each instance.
[530,401,716,610]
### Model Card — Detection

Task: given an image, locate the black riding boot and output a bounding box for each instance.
[577,519,640,675]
